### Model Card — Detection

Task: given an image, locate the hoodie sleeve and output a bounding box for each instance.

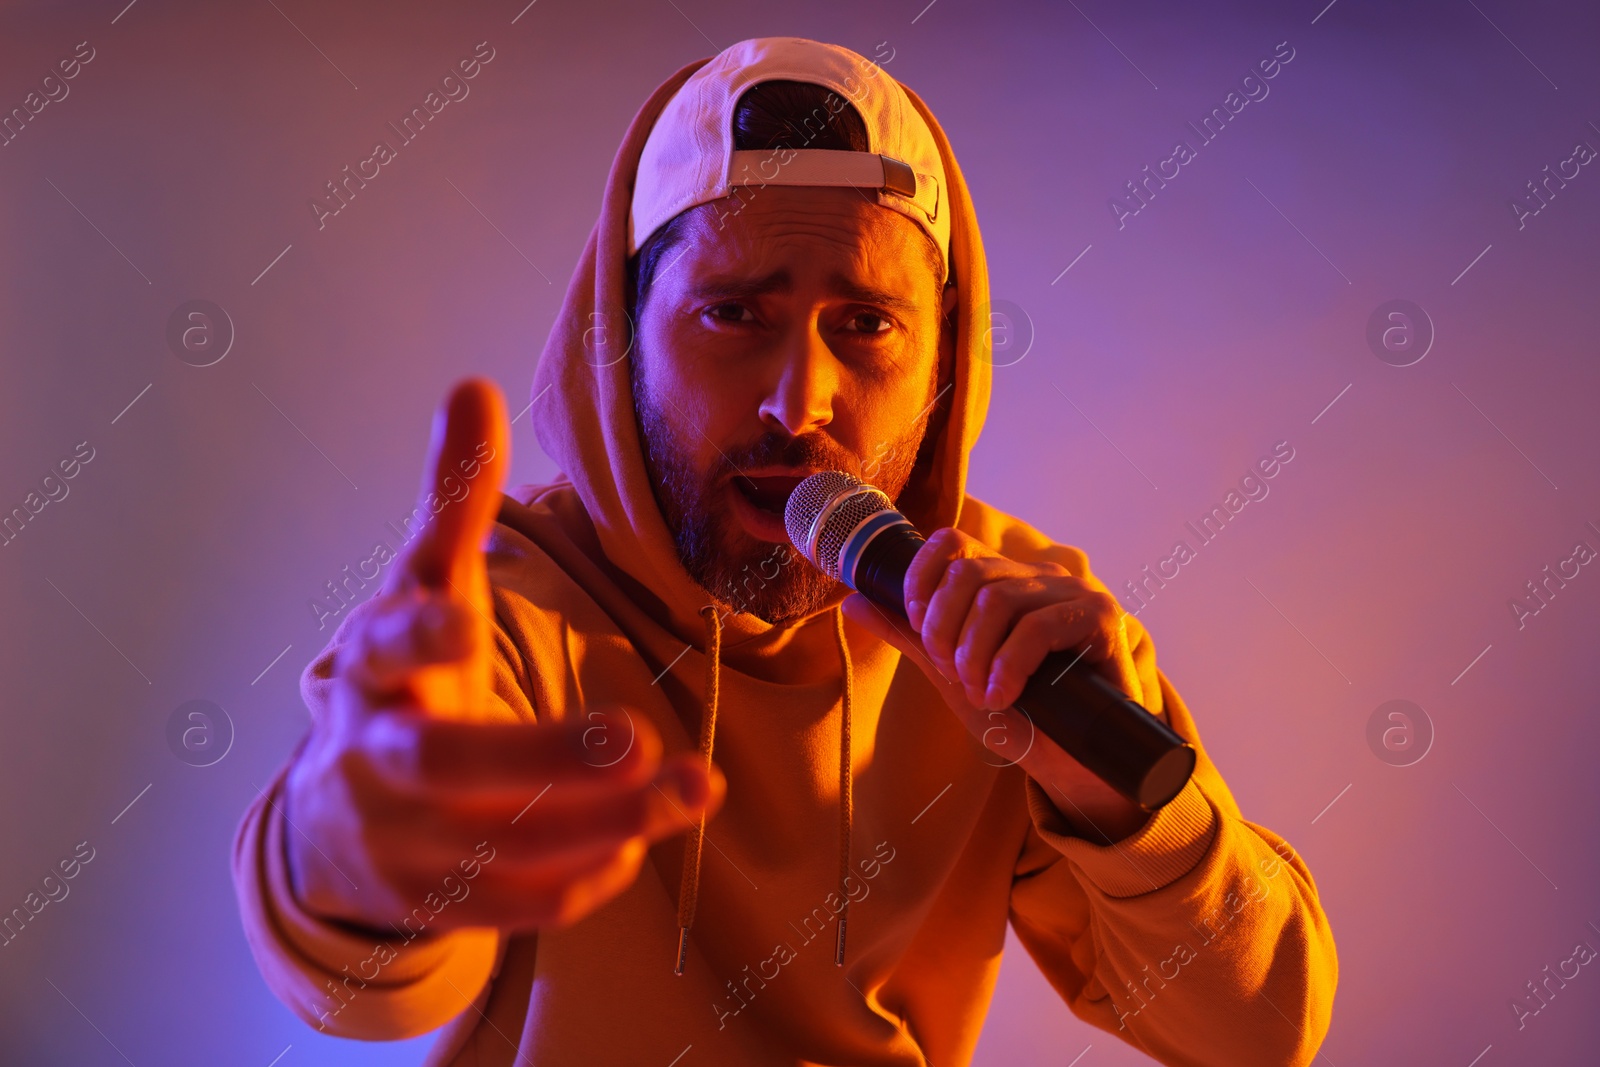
[231,574,539,1040]
[1004,552,1339,1067]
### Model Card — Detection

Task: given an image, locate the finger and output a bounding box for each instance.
[467,836,652,933]
[644,756,727,833]
[840,591,918,658]
[1098,605,1142,704]
[338,588,476,696]
[370,836,647,934]
[920,554,1033,673]
[986,593,1136,710]
[399,377,510,594]
[344,753,724,911]
[952,575,1067,708]
[359,708,666,798]
[486,758,717,875]
[903,527,979,631]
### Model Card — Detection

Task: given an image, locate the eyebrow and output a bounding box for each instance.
[686,269,923,319]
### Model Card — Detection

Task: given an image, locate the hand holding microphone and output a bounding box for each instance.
[785,472,1194,834]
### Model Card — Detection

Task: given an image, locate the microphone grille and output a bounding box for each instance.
[784,470,894,580]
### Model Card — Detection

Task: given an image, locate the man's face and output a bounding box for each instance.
[631,184,956,624]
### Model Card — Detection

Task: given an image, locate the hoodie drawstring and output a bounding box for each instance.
[673,602,855,975]
[832,603,854,967]
[675,604,723,976]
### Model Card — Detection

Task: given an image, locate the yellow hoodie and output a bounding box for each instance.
[233,45,1337,1067]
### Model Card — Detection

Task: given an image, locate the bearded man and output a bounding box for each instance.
[233,35,1337,1067]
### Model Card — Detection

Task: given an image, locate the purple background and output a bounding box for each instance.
[1,0,1597,1063]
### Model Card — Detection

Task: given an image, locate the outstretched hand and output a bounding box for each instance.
[282,378,726,934]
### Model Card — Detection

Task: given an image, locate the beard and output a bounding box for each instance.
[631,364,936,625]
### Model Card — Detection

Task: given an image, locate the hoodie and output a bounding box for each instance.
[232,43,1338,1067]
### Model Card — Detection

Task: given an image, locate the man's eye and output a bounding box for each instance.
[847,312,893,335]
[706,303,755,324]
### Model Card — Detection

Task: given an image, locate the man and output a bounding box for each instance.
[234,36,1337,1066]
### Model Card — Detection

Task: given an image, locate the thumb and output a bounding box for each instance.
[402,377,510,595]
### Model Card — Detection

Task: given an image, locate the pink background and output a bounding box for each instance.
[1,0,1596,1063]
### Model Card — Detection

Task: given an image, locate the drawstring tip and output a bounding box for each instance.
[834,914,848,966]
[675,926,690,976]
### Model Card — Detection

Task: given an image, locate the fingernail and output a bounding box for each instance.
[906,599,924,626]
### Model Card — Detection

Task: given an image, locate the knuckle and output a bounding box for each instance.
[989,648,1015,679]
[374,715,435,783]
[1011,609,1046,641]
[372,596,417,645]
[399,717,437,775]
[948,557,979,583]
[1052,599,1087,632]
[973,583,1008,613]
[403,603,436,656]
[615,836,647,873]
[1090,590,1120,618]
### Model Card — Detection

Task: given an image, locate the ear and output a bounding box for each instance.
[936,281,959,390]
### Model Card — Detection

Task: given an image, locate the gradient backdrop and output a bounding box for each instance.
[2,0,1597,1064]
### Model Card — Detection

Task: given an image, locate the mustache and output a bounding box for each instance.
[715,432,861,485]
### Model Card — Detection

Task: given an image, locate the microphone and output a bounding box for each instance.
[785,471,1196,812]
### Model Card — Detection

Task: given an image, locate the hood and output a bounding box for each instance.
[529,39,993,650]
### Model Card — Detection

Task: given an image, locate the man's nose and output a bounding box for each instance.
[758,324,837,437]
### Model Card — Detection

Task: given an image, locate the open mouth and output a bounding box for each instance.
[731,474,805,516]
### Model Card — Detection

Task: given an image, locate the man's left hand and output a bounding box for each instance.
[840,527,1155,842]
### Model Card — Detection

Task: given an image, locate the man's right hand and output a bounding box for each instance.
[281,377,725,935]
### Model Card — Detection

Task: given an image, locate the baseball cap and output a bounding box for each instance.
[629,37,950,285]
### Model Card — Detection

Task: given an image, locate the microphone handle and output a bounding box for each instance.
[851,524,1196,812]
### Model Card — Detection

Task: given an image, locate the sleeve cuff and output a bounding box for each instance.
[1023,774,1219,898]
[234,769,501,1038]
